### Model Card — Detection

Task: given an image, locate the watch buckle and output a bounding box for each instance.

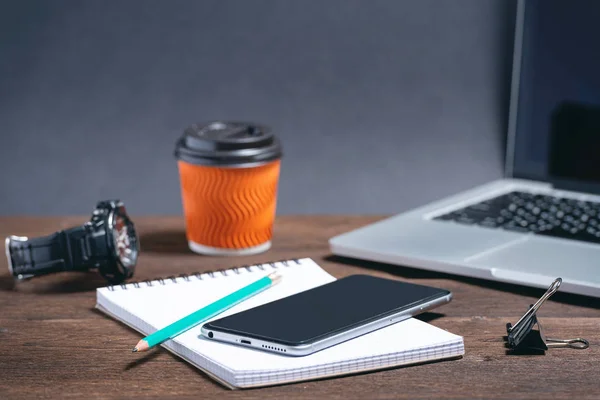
[5,235,34,280]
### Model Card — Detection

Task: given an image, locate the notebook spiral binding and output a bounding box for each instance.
[108,258,302,291]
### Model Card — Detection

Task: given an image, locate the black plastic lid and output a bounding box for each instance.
[174,122,282,167]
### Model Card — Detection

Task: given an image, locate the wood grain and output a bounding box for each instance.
[0,216,599,399]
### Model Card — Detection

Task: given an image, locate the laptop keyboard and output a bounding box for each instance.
[433,191,600,245]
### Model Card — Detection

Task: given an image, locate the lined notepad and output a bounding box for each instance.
[96,258,464,389]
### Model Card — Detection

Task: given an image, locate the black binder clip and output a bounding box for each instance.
[505,278,589,354]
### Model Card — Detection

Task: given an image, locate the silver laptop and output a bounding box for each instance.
[330,0,600,298]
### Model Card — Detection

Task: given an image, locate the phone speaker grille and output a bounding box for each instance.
[262,344,286,352]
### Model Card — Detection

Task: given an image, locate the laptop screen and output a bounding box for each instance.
[511,0,600,192]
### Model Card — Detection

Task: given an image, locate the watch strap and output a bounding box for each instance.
[8,231,72,278]
[7,225,108,279]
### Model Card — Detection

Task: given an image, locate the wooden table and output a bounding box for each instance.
[1,216,599,399]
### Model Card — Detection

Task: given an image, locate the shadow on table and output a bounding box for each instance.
[91,308,171,371]
[324,255,600,309]
[0,275,15,291]
[124,348,164,371]
[138,230,193,254]
[0,271,107,294]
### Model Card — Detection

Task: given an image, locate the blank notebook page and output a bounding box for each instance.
[96,258,464,389]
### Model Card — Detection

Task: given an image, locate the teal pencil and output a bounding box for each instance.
[132,272,282,352]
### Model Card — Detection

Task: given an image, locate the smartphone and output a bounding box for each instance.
[201,275,452,356]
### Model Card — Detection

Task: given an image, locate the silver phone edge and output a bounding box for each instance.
[200,292,452,357]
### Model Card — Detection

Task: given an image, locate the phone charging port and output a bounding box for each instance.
[241,340,251,345]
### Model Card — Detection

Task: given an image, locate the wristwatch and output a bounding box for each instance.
[5,200,139,284]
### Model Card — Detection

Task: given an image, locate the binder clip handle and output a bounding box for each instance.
[509,278,562,333]
[546,338,590,350]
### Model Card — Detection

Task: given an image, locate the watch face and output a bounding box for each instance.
[111,209,138,270]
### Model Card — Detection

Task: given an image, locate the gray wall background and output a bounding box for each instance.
[0,0,516,215]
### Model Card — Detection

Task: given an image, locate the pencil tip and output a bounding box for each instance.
[133,340,150,352]
[268,272,282,285]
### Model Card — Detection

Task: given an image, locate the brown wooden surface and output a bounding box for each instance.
[1,216,599,399]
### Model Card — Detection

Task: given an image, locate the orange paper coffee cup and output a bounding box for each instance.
[174,122,282,255]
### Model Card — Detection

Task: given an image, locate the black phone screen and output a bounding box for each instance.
[203,275,450,345]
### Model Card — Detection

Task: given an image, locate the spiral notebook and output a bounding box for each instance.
[96,258,464,389]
